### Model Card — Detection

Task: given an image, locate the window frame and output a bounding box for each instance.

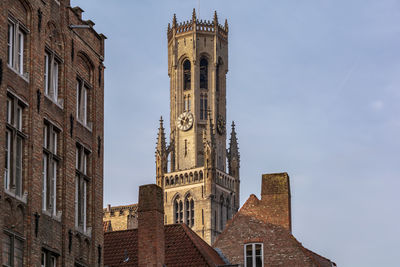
[2,230,24,267]
[76,77,92,129]
[4,93,27,200]
[244,243,263,267]
[7,17,28,77]
[41,249,58,267]
[75,144,90,233]
[42,121,61,217]
[44,49,62,105]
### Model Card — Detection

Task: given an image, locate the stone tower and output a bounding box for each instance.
[155,9,240,245]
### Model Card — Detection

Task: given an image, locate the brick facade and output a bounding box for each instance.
[0,0,105,266]
[213,173,336,266]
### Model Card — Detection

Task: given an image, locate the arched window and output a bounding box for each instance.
[174,197,183,223]
[200,58,208,89]
[190,199,194,226]
[185,194,195,227]
[183,60,191,90]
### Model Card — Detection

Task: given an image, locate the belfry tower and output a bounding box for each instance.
[156,9,240,244]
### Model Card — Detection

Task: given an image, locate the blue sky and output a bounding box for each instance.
[73,0,400,266]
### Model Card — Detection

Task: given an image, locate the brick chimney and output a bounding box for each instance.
[138,184,165,266]
[261,173,292,232]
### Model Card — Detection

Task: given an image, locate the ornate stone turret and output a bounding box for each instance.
[156,117,167,187]
[227,121,240,210]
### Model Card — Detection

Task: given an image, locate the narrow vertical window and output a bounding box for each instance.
[4,95,25,197]
[76,79,90,127]
[183,60,191,91]
[44,53,49,95]
[200,58,208,89]
[17,31,24,74]
[179,200,183,223]
[2,234,24,266]
[7,22,14,66]
[75,144,90,232]
[190,199,194,226]
[43,122,59,216]
[7,18,27,75]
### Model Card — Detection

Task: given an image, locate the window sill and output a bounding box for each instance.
[4,189,27,203]
[75,226,92,238]
[44,94,64,109]
[42,210,62,222]
[7,64,29,83]
[76,119,93,132]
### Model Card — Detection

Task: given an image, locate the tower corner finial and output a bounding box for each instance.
[231,121,235,129]
[225,18,229,31]
[172,13,177,28]
[192,8,197,22]
[213,10,218,24]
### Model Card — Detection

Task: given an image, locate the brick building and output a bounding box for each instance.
[104,184,229,267]
[213,173,336,267]
[0,0,105,266]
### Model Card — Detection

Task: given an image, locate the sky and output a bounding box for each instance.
[72,0,400,266]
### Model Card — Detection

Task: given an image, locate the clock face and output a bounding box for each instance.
[176,112,194,131]
[217,115,226,135]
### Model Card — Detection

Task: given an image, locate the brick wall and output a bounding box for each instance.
[0,0,105,266]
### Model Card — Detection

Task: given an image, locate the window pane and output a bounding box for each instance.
[255,244,262,256]
[16,136,23,196]
[255,255,262,267]
[7,23,14,65]
[44,53,49,95]
[5,130,11,190]
[6,98,12,124]
[14,238,24,267]
[246,256,253,267]
[17,32,24,74]
[52,131,57,154]
[43,154,48,210]
[77,80,82,120]
[41,252,46,267]
[2,235,12,265]
[53,61,59,100]
[17,106,22,131]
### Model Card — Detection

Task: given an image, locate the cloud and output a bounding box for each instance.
[371,100,384,111]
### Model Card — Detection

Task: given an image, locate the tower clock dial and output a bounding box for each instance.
[176,112,194,131]
[217,115,226,135]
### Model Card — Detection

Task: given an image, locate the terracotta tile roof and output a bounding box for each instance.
[104,229,137,266]
[104,224,226,267]
[103,220,112,232]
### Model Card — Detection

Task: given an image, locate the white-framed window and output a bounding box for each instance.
[41,250,57,267]
[7,18,27,76]
[2,231,24,267]
[244,243,263,267]
[4,95,25,198]
[76,78,91,127]
[44,51,60,103]
[42,122,60,216]
[75,144,90,232]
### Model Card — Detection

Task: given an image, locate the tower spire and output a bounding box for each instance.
[156,116,167,155]
[172,13,177,28]
[192,8,197,22]
[213,10,218,25]
[228,121,239,160]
